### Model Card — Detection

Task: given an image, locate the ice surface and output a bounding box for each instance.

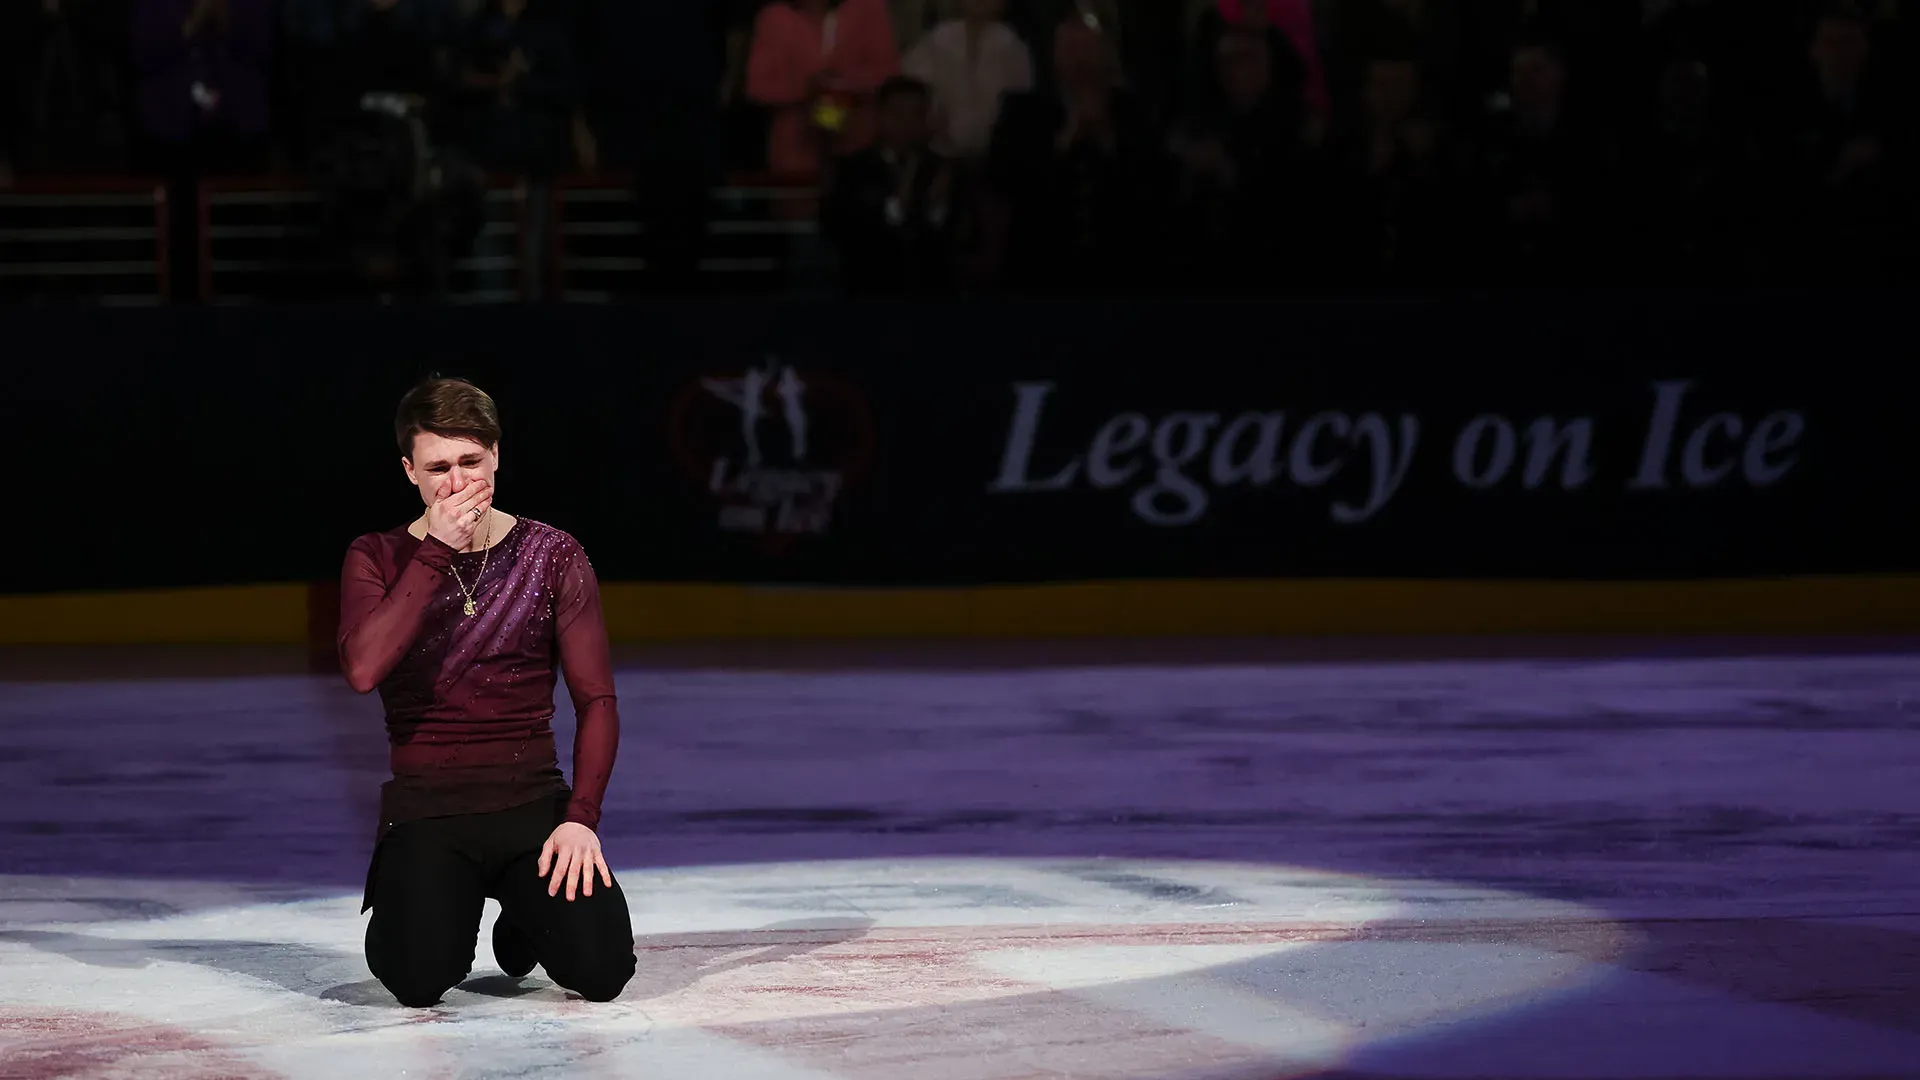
[3,648,1918,1078]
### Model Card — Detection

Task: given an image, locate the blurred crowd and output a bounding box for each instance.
[4,0,1919,294]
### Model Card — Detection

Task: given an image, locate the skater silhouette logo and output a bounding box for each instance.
[668,359,876,551]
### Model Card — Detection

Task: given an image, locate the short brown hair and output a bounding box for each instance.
[395,377,501,458]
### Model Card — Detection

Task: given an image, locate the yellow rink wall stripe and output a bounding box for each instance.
[0,584,314,645]
[597,577,1920,640]
[1,577,1919,645]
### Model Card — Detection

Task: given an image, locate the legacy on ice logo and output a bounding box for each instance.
[668,359,875,550]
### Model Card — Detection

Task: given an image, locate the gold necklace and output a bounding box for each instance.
[447,511,491,617]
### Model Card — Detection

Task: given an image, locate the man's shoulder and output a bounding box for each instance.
[514,518,587,558]
[346,524,418,558]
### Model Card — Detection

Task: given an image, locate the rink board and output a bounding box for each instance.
[0,575,1918,646]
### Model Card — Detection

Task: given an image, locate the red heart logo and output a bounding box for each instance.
[667,365,877,556]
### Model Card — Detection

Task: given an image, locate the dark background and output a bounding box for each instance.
[9,289,1916,593]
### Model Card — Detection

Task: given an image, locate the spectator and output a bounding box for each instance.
[1324,0,1465,127]
[1028,0,1122,83]
[902,0,1033,162]
[449,0,582,175]
[1477,0,1643,130]
[985,15,1165,292]
[746,0,900,180]
[129,0,274,174]
[2,0,131,178]
[823,75,964,293]
[1105,0,1192,122]
[1326,53,1461,284]
[1168,26,1319,289]
[1466,37,1614,283]
[1761,6,1906,280]
[1620,54,1749,283]
[308,0,446,151]
[576,0,729,172]
[1187,0,1327,128]
[575,0,734,291]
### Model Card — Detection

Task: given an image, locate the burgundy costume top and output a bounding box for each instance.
[337,518,619,834]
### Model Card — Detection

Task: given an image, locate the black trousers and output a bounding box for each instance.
[363,795,636,1007]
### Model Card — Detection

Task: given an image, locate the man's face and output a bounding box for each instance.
[403,431,499,509]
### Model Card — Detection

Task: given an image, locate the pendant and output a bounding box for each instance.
[463,600,477,617]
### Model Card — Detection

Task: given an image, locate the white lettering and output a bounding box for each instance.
[990,385,1425,527]
[1210,412,1286,486]
[1523,417,1596,489]
[1682,412,1743,487]
[1744,412,1804,486]
[1333,414,1419,524]
[1134,412,1221,526]
[708,459,845,535]
[1290,412,1350,487]
[1089,413,1151,488]
[1453,415,1516,489]
[1631,379,1691,490]
[990,382,1080,492]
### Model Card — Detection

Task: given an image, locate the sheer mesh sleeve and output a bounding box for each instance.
[338,535,455,694]
[554,542,620,831]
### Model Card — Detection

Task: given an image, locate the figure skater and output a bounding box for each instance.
[338,376,635,1007]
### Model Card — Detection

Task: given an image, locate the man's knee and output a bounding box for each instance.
[379,967,468,1008]
[557,969,633,1003]
[547,948,635,1003]
[368,940,471,1008]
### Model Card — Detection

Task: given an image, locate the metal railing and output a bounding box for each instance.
[550,172,821,302]
[0,179,169,305]
[0,171,822,304]
[197,176,532,304]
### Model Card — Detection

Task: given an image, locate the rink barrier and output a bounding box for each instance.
[1,576,1918,648]
[0,585,311,646]
[13,296,1920,597]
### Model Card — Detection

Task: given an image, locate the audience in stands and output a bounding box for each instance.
[1620,53,1742,284]
[1465,36,1610,284]
[986,15,1163,293]
[3,0,132,178]
[902,0,1032,162]
[303,0,441,152]
[447,0,579,174]
[129,0,275,174]
[823,75,964,293]
[746,0,900,180]
[1324,0,1463,128]
[573,0,730,290]
[1324,49,1457,285]
[4,0,1920,298]
[1188,0,1327,129]
[1767,7,1904,281]
[1168,26,1318,290]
